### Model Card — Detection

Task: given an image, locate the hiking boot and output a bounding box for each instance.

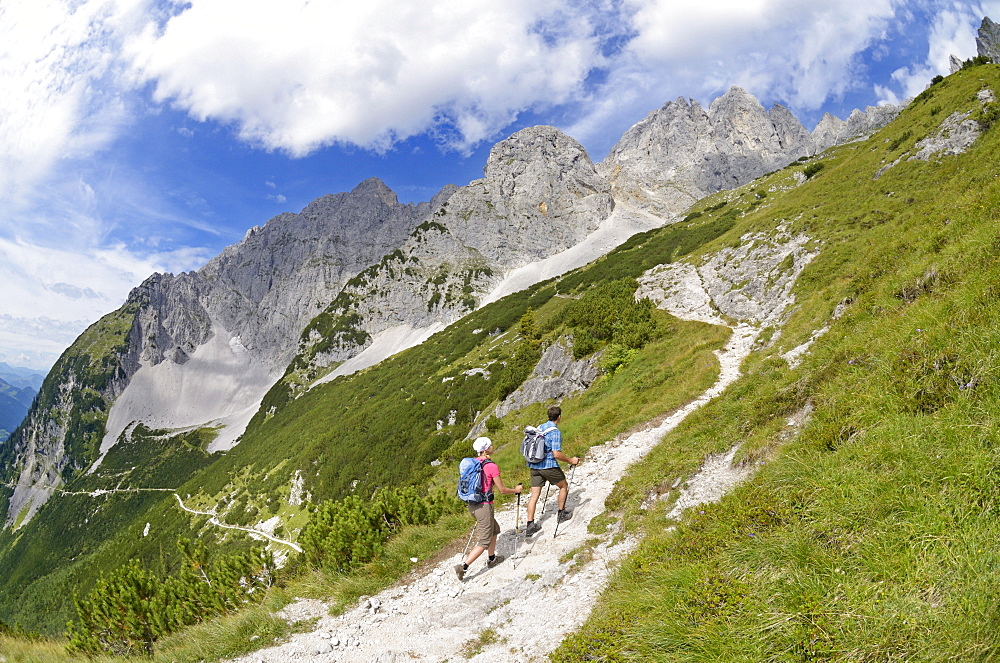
[486,554,505,569]
[557,509,573,523]
[454,563,466,581]
[524,522,541,537]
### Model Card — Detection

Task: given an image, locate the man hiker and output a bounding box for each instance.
[455,436,523,581]
[524,406,579,537]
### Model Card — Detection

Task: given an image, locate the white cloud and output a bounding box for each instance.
[887,2,1000,102]
[0,235,209,369]
[622,0,900,106]
[0,0,148,205]
[124,0,606,155]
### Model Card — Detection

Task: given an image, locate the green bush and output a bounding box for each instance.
[298,486,456,572]
[66,539,273,657]
[803,161,825,179]
[563,278,659,359]
[599,344,639,374]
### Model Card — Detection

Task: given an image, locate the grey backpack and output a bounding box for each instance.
[521,426,548,464]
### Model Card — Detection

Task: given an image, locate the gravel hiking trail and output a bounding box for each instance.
[230,323,761,663]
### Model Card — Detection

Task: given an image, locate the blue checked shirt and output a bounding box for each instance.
[527,420,562,470]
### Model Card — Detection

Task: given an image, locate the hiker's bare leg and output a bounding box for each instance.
[464,545,486,566]
[556,479,568,510]
[526,485,542,521]
[488,535,497,557]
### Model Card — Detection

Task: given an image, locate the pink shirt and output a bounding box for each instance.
[477,456,500,501]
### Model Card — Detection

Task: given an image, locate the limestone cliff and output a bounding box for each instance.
[601,87,900,216]
[295,126,614,375]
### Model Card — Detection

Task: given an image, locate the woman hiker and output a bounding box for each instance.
[455,436,523,580]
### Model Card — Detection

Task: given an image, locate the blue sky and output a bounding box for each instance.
[0,0,995,371]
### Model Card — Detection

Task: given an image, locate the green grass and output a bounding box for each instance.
[4,58,1000,663]
[0,606,290,663]
[552,63,1000,662]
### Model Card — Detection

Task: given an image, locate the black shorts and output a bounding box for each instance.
[530,466,566,488]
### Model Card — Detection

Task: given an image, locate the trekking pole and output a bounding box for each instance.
[540,483,552,515]
[515,489,522,533]
[513,492,522,567]
[461,525,476,559]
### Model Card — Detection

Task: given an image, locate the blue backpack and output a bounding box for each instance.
[457,458,494,503]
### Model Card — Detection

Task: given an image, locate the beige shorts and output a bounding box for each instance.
[467,501,500,547]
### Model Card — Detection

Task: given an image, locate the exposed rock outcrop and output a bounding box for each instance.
[636,223,818,328]
[298,127,614,372]
[492,341,599,421]
[910,110,983,160]
[600,87,900,218]
[875,87,992,180]
[978,16,1000,62]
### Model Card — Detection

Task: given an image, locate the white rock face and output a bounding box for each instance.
[491,341,599,421]
[637,224,819,328]
[101,323,277,455]
[911,111,983,160]
[875,88,991,180]
[602,87,901,216]
[299,126,615,371]
[978,16,1000,62]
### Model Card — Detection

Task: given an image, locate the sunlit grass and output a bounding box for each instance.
[554,64,1000,661]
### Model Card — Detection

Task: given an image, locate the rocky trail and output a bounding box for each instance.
[229,322,762,663]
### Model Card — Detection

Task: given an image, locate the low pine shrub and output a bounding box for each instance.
[299,486,456,572]
[803,161,825,179]
[66,539,273,657]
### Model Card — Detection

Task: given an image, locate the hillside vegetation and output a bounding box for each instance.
[554,64,1000,660]
[1,62,999,661]
[0,171,733,641]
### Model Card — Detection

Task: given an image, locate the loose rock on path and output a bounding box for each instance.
[229,323,760,663]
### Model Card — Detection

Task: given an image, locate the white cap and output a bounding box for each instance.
[473,437,492,453]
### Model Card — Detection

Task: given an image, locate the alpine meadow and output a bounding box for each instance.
[3,26,1000,663]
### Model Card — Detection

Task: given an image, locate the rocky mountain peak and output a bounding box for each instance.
[599,86,812,216]
[768,103,813,150]
[293,126,615,379]
[600,86,903,217]
[978,16,1000,62]
[481,125,612,224]
[707,86,758,114]
[349,176,399,207]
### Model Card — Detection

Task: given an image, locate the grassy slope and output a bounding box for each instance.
[553,64,1000,661]
[5,63,997,663]
[0,182,733,639]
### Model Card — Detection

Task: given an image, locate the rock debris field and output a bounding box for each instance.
[229,324,761,663]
